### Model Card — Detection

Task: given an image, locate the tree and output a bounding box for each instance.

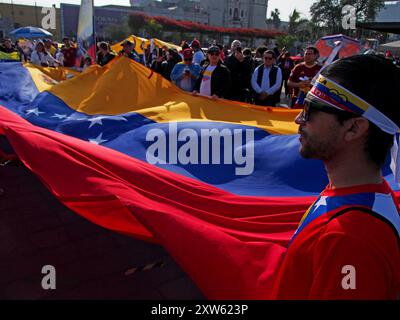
[128,14,146,35]
[288,9,309,34]
[144,19,163,39]
[105,17,131,42]
[310,0,385,34]
[276,35,296,50]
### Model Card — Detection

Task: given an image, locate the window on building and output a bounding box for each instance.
[241,10,244,17]
[229,8,232,15]
[233,8,239,20]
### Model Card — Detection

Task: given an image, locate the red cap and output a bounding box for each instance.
[183,48,193,59]
[191,39,200,48]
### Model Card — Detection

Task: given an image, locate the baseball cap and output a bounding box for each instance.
[183,48,193,59]
[190,39,200,48]
[208,45,220,54]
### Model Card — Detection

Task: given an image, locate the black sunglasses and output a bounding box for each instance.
[299,99,355,122]
[264,56,273,60]
[208,51,220,56]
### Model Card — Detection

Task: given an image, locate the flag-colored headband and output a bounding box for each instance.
[307,74,400,184]
[308,74,400,135]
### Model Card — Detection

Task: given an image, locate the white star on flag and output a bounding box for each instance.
[89,133,108,145]
[313,196,327,212]
[86,116,128,129]
[25,108,45,116]
[51,113,68,120]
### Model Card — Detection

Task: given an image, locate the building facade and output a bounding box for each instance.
[375,0,400,23]
[60,4,136,40]
[0,3,61,39]
[130,0,269,29]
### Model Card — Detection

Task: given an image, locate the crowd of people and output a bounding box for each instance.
[1,36,399,108]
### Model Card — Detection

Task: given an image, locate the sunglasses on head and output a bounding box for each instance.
[299,99,356,122]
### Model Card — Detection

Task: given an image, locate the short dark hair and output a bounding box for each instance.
[321,54,400,167]
[256,46,268,56]
[243,48,252,56]
[305,46,319,56]
[98,41,109,51]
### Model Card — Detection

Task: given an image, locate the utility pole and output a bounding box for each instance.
[35,1,39,27]
[11,0,15,27]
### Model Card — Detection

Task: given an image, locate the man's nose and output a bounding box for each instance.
[295,111,305,125]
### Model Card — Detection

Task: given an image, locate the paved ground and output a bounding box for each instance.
[0,137,204,300]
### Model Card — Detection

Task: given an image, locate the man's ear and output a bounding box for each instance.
[344,117,369,141]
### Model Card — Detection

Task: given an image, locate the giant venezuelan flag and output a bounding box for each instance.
[0,58,399,299]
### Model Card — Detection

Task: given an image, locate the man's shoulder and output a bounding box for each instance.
[324,208,399,246]
[292,62,306,70]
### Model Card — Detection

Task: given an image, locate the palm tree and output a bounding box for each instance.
[288,9,308,34]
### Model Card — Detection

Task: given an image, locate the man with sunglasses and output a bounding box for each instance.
[171,49,202,92]
[193,45,231,99]
[272,55,400,299]
[251,50,282,106]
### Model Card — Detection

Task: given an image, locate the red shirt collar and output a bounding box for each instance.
[321,180,391,197]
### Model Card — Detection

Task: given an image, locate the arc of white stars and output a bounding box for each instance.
[88,133,108,145]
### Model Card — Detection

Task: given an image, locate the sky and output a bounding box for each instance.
[1,0,315,21]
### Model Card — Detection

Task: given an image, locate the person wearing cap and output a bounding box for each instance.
[170,48,202,92]
[271,55,400,299]
[96,41,116,67]
[190,39,205,65]
[193,45,231,99]
[61,37,77,67]
[119,40,140,63]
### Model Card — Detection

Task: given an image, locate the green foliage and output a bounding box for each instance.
[310,0,385,33]
[288,9,309,34]
[128,14,146,34]
[104,17,130,42]
[276,35,296,49]
[144,19,163,38]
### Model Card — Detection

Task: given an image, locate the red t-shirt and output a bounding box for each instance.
[271,182,400,300]
[61,46,77,67]
[288,62,322,98]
